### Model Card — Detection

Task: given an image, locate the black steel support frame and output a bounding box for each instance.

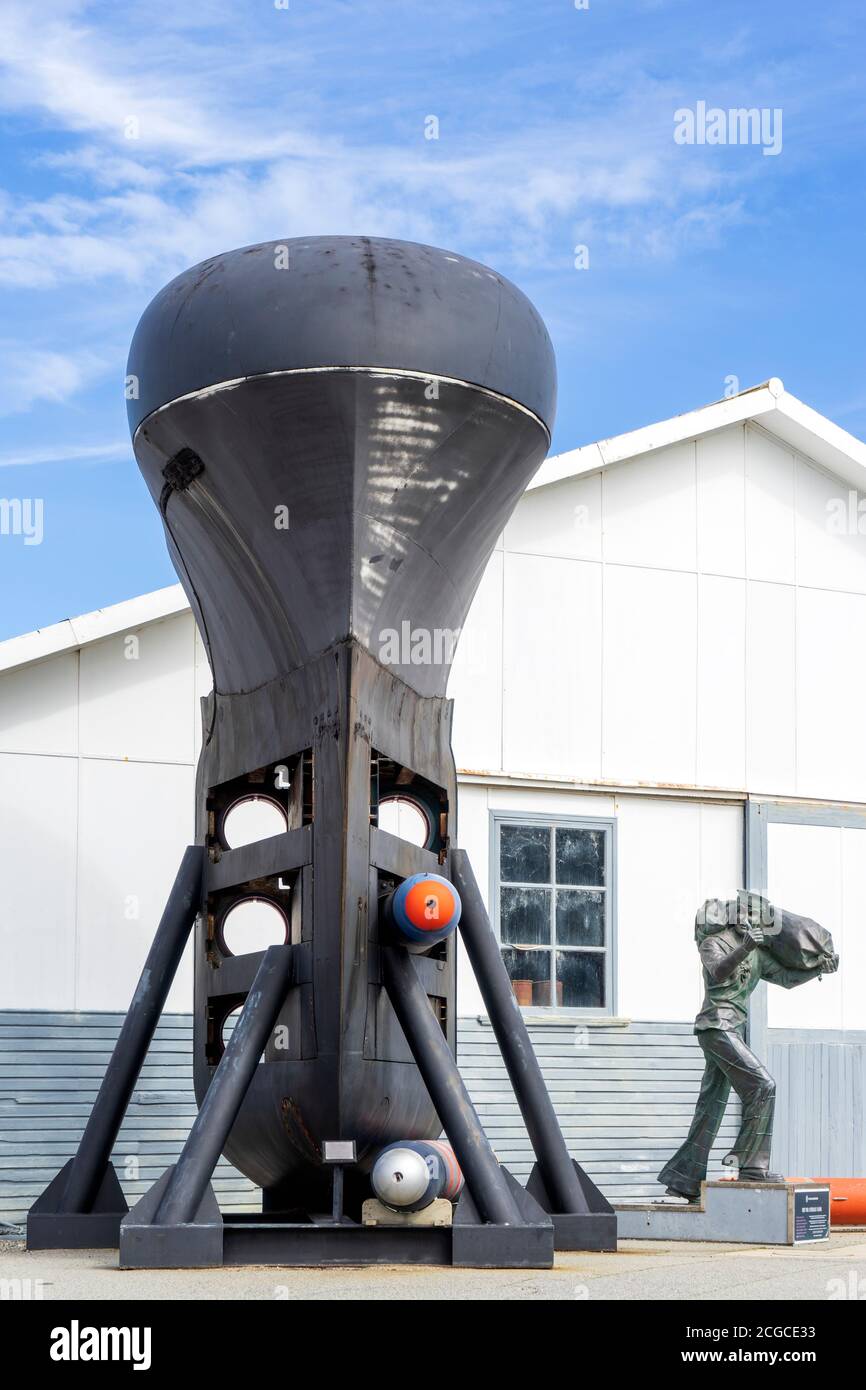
[27,848,616,1267]
[28,842,614,1267]
[118,929,556,1269]
[26,847,205,1250]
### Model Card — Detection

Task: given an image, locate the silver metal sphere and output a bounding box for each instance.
[371,1147,431,1208]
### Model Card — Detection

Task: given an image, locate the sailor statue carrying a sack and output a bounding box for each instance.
[659,891,839,1202]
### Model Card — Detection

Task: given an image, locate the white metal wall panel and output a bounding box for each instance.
[602,565,697,785]
[503,472,602,563]
[446,416,866,802]
[745,580,796,795]
[767,821,866,1032]
[76,759,195,1012]
[503,552,602,780]
[0,753,78,1011]
[745,426,796,585]
[697,574,746,788]
[841,829,866,1032]
[78,614,197,764]
[601,441,697,572]
[0,652,78,756]
[795,455,866,595]
[796,587,866,802]
[696,425,746,578]
[448,549,504,774]
[616,798,742,1022]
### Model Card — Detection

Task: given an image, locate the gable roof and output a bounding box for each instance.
[2,379,864,676]
[0,584,188,675]
[528,378,866,494]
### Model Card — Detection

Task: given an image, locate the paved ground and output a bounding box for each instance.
[2,1232,865,1300]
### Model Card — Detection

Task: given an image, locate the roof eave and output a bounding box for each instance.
[0,584,190,675]
[527,379,866,494]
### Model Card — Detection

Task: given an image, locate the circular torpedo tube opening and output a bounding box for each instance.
[219,897,289,956]
[377,794,431,848]
[221,793,288,849]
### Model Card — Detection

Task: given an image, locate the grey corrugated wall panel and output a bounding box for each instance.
[1,1010,742,1229]
[457,1017,740,1201]
[767,1028,866,1177]
[0,1011,258,1232]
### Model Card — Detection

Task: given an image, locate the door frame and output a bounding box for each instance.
[745,797,866,1060]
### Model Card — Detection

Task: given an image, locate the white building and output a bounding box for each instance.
[3,379,865,1229]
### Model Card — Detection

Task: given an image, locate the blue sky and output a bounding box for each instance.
[0,0,864,639]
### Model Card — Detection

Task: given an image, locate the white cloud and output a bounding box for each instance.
[0,0,765,298]
[0,345,109,414]
[0,0,842,431]
[0,2,330,167]
[0,440,128,468]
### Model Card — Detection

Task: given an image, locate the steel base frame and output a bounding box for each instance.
[119,1168,554,1270]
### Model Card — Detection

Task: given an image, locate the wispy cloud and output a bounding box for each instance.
[0,0,862,431]
[0,344,109,414]
[0,440,128,468]
[0,0,778,301]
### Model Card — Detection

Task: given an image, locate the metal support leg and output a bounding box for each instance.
[382,945,521,1227]
[450,848,588,1214]
[331,1166,345,1224]
[154,944,293,1227]
[28,846,204,1247]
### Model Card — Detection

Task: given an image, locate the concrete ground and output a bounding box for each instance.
[2,1231,865,1300]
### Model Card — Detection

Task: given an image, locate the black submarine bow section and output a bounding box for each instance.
[126,236,555,699]
[126,235,556,436]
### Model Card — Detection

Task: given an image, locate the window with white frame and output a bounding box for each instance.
[494,816,613,1010]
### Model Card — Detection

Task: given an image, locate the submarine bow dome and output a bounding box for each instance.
[128,236,557,699]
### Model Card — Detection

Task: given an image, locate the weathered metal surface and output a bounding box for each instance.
[133,372,548,700]
[126,236,555,440]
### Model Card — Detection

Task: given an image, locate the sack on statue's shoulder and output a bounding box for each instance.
[762,907,837,972]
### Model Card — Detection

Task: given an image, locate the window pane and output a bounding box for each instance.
[555,827,605,886]
[500,824,551,884]
[500,886,551,946]
[501,947,551,1007]
[556,889,605,947]
[556,950,605,1008]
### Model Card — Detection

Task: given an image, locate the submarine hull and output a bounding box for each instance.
[127,238,556,1199]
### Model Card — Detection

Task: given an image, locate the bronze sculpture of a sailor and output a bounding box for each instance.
[659,894,838,1202]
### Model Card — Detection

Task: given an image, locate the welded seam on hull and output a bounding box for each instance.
[132,365,551,444]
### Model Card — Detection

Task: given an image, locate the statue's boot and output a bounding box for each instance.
[723,1150,785,1183]
[737,1168,786,1184]
[664,1186,699,1204]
